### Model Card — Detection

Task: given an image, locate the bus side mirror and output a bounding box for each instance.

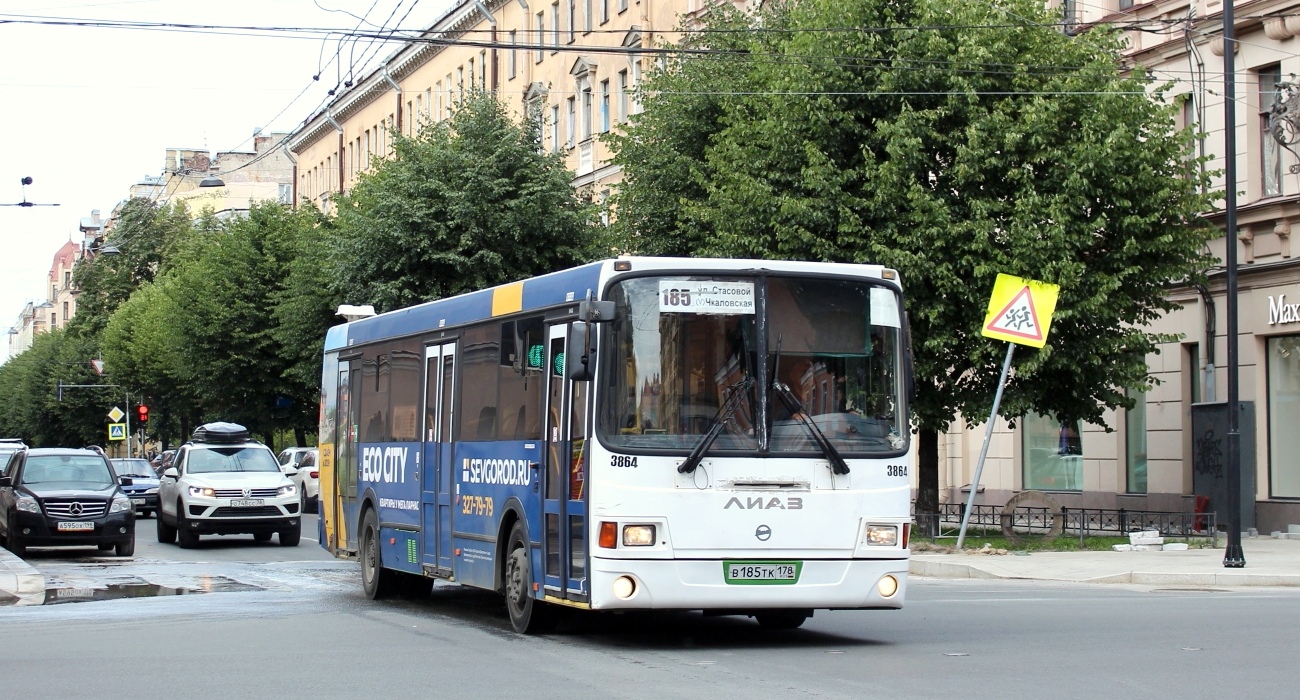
[578,299,615,323]
[567,321,597,381]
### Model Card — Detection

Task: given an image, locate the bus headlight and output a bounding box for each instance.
[622,525,656,546]
[865,525,898,546]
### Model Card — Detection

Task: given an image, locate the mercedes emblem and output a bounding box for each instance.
[755,524,772,541]
[70,502,83,516]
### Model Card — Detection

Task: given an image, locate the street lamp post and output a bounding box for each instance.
[1223,2,1245,568]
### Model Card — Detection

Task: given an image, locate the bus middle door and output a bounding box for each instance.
[421,342,456,573]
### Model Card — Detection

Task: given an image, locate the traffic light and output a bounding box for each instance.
[137,404,149,423]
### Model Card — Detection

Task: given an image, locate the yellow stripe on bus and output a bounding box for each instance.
[491,282,524,316]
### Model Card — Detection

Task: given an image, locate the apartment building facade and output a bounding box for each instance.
[286,0,733,211]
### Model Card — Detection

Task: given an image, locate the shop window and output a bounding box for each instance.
[1022,413,1083,491]
[1125,388,1147,494]
[1267,336,1300,497]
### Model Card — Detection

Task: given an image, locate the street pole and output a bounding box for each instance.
[956,342,1016,549]
[124,391,132,459]
[1223,1,1245,568]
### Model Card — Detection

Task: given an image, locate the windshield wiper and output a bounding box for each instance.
[678,377,754,474]
[771,381,850,475]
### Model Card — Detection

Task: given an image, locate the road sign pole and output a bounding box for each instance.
[957,342,1016,549]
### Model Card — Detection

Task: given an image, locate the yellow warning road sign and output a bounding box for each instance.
[108,423,126,441]
[982,273,1060,348]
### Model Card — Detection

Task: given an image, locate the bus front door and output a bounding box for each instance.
[421,343,456,573]
[335,359,361,553]
[542,324,589,601]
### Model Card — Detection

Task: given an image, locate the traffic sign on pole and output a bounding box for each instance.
[108,423,126,441]
[981,273,1060,348]
[108,406,125,423]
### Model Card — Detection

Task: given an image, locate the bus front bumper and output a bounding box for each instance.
[588,557,908,611]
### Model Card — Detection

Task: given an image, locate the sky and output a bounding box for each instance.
[0,0,453,362]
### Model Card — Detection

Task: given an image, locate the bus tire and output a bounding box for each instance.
[755,610,810,630]
[361,509,396,600]
[504,521,556,634]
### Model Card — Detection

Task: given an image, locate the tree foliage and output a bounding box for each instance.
[607,0,1218,521]
[329,91,599,312]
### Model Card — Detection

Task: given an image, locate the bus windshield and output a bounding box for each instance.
[599,274,906,455]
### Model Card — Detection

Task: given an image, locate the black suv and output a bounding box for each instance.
[0,447,137,557]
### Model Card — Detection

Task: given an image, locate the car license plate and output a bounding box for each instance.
[130,498,146,505]
[723,561,802,585]
[57,521,95,532]
[230,499,264,507]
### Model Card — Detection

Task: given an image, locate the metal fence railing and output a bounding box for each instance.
[912,503,1218,544]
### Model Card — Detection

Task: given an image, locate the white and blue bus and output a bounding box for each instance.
[317,257,914,633]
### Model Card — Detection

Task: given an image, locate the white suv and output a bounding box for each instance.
[156,422,300,548]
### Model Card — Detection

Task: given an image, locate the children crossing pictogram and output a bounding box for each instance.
[981,274,1059,349]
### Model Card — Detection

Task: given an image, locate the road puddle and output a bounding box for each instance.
[42,576,263,605]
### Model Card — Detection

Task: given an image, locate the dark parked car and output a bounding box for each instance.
[0,448,136,557]
[110,458,161,518]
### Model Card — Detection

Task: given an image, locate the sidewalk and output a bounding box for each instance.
[0,546,46,605]
[909,535,1300,587]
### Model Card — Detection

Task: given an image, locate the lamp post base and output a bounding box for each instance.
[1223,544,1246,568]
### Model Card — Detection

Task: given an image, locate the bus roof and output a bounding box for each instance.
[325,257,895,351]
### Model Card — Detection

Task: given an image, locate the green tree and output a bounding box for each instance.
[69,198,193,337]
[608,0,1217,530]
[0,330,113,447]
[329,91,598,312]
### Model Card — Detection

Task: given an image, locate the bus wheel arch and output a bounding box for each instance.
[359,500,396,600]
[493,498,526,593]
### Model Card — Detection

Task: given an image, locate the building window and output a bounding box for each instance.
[581,81,593,140]
[1267,335,1300,497]
[480,50,487,88]
[63,271,71,287]
[62,301,68,319]
[1119,0,1134,8]
[1125,388,1147,494]
[601,0,609,23]
[1261,64,1283,197]
[618,0,627,13]
[465,61,473,96]
[551,3,560,49]
[50,313,56,328]
[508,30,517,79]
[584,0,592,32]
[567,0,575,43]
[600,79,610,132]
[617,69,628,121]
[1022,413,1083,492]
[629,51,643,114]
[566,97,576,148]
[550,105,560,153]
[536,12,545,62]
[1187,343,1203,403]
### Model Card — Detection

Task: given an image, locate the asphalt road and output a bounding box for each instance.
[3,528,1297,700]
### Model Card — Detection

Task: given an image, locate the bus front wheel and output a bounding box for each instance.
[504,521,556,634]
[361,509,396,600]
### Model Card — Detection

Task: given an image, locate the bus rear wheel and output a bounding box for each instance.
[361,509,396,600]
[504,521,556,634]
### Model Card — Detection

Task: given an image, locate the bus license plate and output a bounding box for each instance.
[230,499,264,507]
[57,521,95,532]
[724,561,802,585]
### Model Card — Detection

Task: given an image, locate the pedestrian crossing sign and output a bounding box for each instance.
[982,273,1060,348]
[108,423,126,441]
